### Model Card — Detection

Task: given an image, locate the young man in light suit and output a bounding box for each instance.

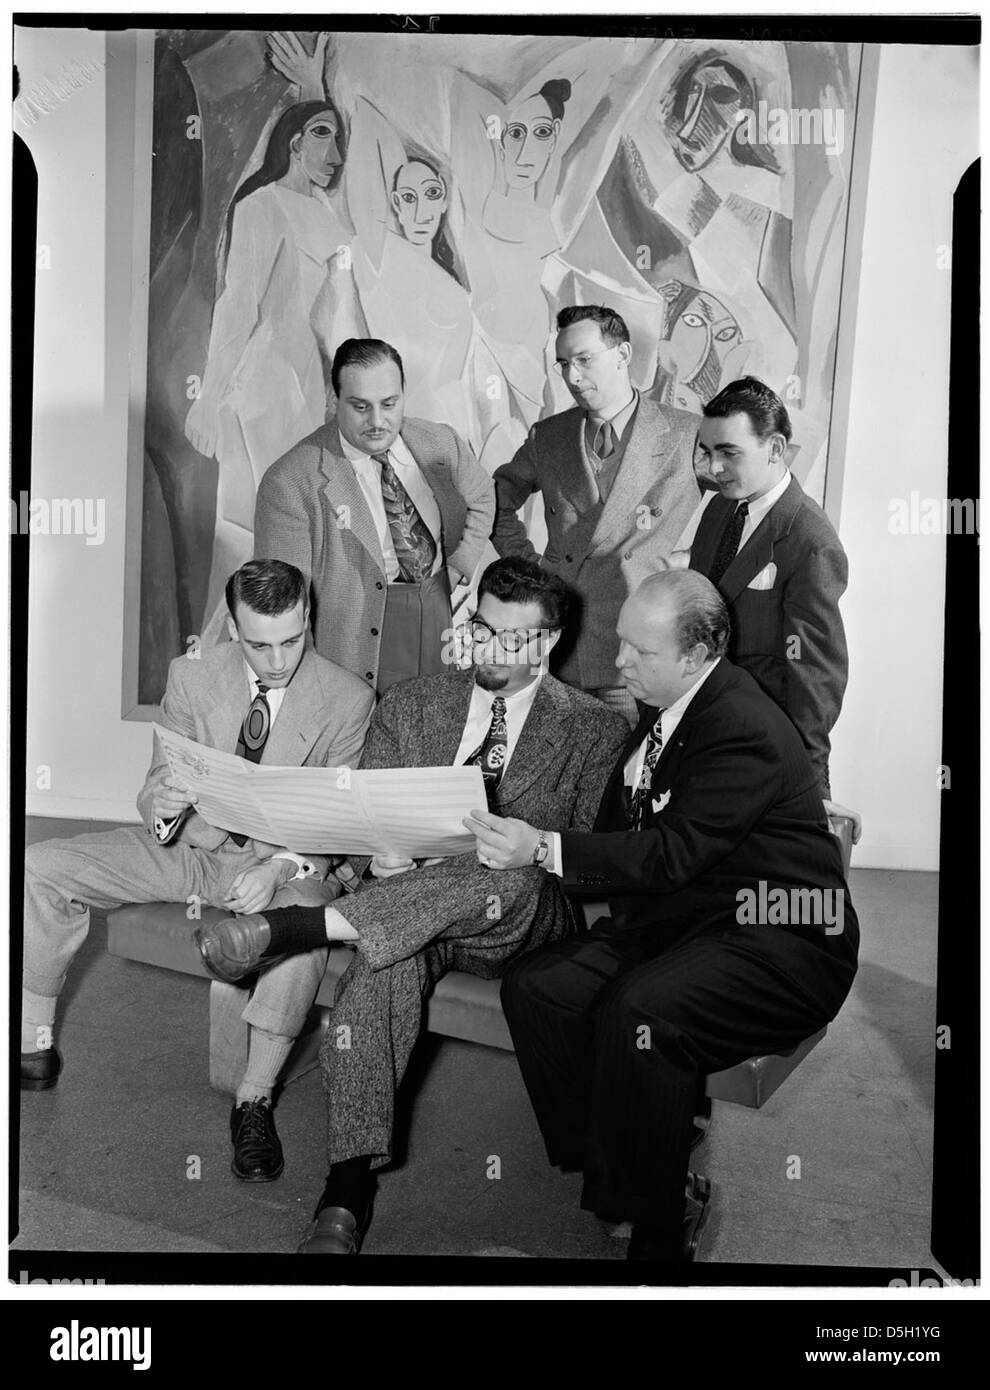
[491,304,701,727]
[195,558,630,1253]
[21,560,374,1182]
[255,337,494,694]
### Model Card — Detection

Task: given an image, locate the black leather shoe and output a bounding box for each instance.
[627,1173,715,1262]
[196,913,282,984]
[21,1046,62,1091]
[230,1098,284,1182]
[297,1203,369,1255]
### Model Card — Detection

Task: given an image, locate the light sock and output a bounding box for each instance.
[22,989,57,1054]
[236,1027,295,1104]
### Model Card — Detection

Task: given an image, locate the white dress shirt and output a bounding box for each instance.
[543,660,722,877]
[672,469,792,557]
[339,432,444,581]
[454,671,545,774]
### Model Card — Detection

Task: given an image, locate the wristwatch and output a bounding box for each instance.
[531,833,550,867]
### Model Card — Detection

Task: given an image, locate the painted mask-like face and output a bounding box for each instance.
[659,285,742,404]
[292,109,342,188]
[669,62,747,171]
[500,94,560,190]
[391,161,448,246]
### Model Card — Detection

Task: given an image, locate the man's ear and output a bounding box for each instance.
[617,341,633,368]
[768,432,787,464]
[684,641,708,675]
[226,613,239,644]
[544,629,562,657]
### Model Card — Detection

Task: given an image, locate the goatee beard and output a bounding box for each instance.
[473,666,510,692]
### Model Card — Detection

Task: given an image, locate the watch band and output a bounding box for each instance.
[531,834,549,867]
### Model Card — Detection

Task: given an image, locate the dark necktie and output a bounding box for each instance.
[707,500,749,586]
[591,419,615,461]
[230,683,270,845]
[628,709,666,829]
[465,696,508,810]
[373,450,437,583]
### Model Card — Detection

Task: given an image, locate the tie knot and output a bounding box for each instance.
[492,696,507,718]
[256,684,270,696]
[736,500,749,517]
[372,451,391,468]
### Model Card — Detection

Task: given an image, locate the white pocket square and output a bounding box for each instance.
[652,790,671,813]
[747,561,777,591]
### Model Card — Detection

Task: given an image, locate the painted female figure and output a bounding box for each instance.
[185,100,355,621]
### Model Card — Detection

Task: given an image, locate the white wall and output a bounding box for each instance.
[20,27,151,823]
[20,33,979,867]
[828,42,978,869]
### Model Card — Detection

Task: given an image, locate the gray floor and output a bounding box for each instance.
[13,818,937,1275]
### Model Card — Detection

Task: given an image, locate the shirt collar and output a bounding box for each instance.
[588,388,639,438]
[660,657,721,724]
[743,469,791,525]
[472,668,545,715]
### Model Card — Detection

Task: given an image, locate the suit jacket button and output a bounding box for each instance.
[565,554,573,563]
[365,672,374,681]
[623,549,633,560]
[375,581,384,590]
[371,627,379,637]
[548,504,556,514]
[652,506,663,517]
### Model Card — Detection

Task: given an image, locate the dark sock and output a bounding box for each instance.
[316,1156,373,1221]
[260,905,327,958]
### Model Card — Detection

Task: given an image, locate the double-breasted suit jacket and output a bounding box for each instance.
[492,397,701,687]
[688,475,849,798]
[254,418,495,688]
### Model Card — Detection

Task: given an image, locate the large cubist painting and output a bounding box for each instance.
[127,28,869,708]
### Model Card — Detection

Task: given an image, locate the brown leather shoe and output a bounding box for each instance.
[297,1205,367,1255]
[195,913,281,984]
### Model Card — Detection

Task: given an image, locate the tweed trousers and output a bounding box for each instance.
[318,854,574,1167]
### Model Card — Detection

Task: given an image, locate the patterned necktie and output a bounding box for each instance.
[465,696,508,810]
[231,684,270,846]
[708,500,749,586]
[628,709,666,829]
[373,450,437,583]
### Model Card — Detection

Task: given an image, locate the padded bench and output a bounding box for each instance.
[106,813,854,1108]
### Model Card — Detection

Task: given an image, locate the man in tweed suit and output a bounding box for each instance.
[255,337,494,694]
[492,305,701,727]
[21,561,374,1183]
[196,558,629,1252]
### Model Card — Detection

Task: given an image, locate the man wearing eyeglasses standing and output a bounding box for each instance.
[492,305,702,727]
[194,557,629,1254]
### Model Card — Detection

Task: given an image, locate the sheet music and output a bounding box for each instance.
[153,725,484,856]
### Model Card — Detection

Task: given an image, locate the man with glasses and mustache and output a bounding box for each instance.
[194,557,628,1254]
[492,304,701,729]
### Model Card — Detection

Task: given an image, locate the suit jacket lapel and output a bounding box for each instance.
[263,650,324,766]
[318,426,387,575]
[587,400,670,555]
[430,670,477,765]
[496,677,567,811]
[198,644,253,757]
[717,475,802,600]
